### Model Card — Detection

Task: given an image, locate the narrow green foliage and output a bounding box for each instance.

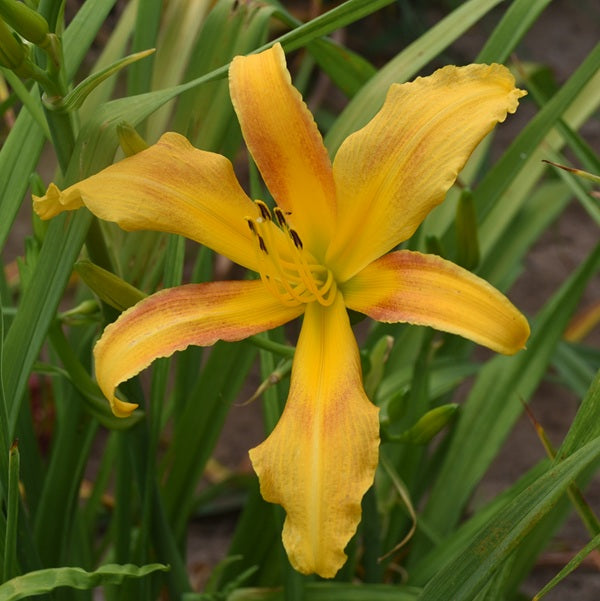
[419,436,600,601]
[2,211,92,434]
[127,0,161,96]
[533,530,600,600]
[45,48,155,112]
[477,43,600,249]
[228,583,421,600]
[0,563,169,600]
[3,441,19,582]
[1,1,599,599]
[364,335,394,398]
[455,189,480,270]
[325,0,505,153]
[476,0,552,64]
[46,322,144,429]
[0,68,49,136]
[75,260,146,312]
[420,243,600,543]
[387,404,459,445]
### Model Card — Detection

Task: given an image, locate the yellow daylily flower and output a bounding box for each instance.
[33,43,530,578]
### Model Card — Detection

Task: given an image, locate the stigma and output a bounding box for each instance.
[246,200,337,307]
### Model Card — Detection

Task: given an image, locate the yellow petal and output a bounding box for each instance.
[327,64,526,281]
[342,251,529,355]
[250,294,380,577]
[94,280,302,417]
[33,133,262,272]
[33,182,83,219]
[230,43,336,258]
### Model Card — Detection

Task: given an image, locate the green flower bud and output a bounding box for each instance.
[74,260,146,312]
[59,300,101,325]
[0,0,48,45]
[117,122,149,156]
[387,404,459,445]
[364,335,393,398]
[0,18,24,70]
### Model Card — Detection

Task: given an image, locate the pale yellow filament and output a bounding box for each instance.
[247,202,337,307]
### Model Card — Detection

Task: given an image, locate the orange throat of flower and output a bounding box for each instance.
[246,200,337,308]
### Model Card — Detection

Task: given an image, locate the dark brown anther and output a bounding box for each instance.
[246,219,257,234]
[274,207,287,228]
[289,229,303,249]
[258,235,268,253]
[256,200,272,221]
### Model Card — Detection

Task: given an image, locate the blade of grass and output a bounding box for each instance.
[0,563,169,601]
[33,383,98,567]
[164,341,257,539]
[145,0,212,140]
[476,0,552,64]
[491,367,600,596]
[2,441,19,582]
[126,0,161,97]
[79,0,139,119]
[2,211,92,435]
[476,43,600,250]
[0,69,49,137]
[553,342,598,398]
[409,461,549,585]
[0,100,46,253]
[228,582,421,600]
[532,530,600,600]
[415,243,600,551]
[325,0,505,154]
[70,0,399,179]
[417,435,600,601]
[173,0,275,151]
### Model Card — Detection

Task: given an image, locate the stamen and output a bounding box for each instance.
[246,202,337,307]
[278,229,336,307]
[254,214,308,304]
[255,199,272,221]
[289,229,303,250]
[273,207,287,227]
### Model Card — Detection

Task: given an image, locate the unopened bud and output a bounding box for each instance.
[59,300,100,324]
[364,335,394,398]
[388,404,459,445]
[0,18,24,69]
[117,122,149,156]
[75,260,146,312]
[0,0,48,45]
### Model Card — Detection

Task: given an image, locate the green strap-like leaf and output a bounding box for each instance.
[324,0,504,154]
[45,49,155,112]
[417,436,600,601]
[532,530,600,600]
[476,42,600,247]
[419,243,600,542]
[0,563,169,601]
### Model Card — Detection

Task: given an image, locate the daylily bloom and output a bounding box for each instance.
[34,43,529,577]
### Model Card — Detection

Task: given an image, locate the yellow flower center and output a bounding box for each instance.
[246,200,337,307]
